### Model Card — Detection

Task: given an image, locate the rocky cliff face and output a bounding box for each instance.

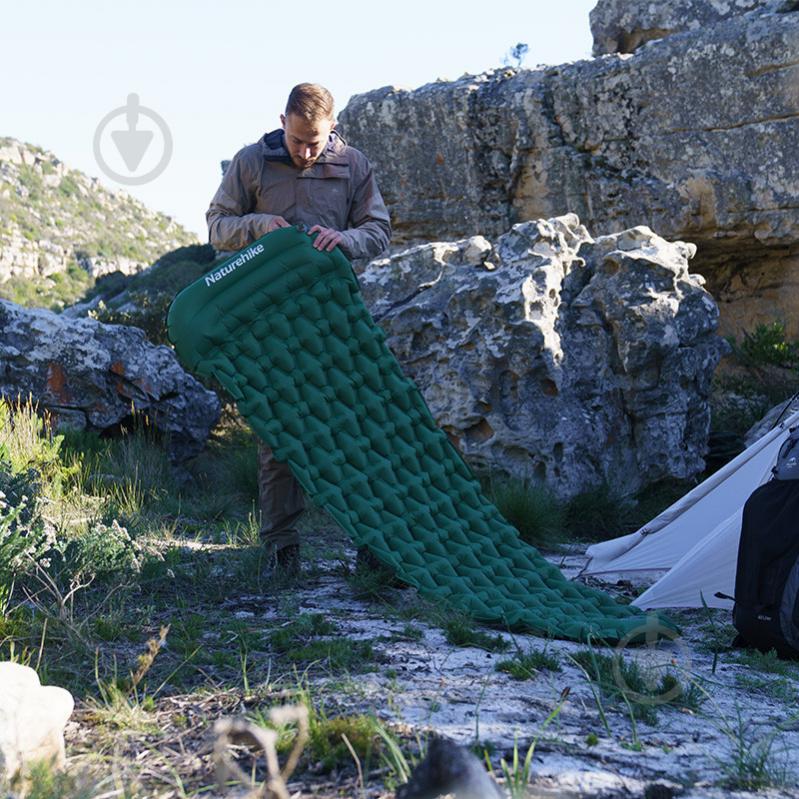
[338,3,799,338]
[589,0,791,55]
[0,137,197,289]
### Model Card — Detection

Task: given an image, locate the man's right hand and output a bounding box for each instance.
[266,216,291,232]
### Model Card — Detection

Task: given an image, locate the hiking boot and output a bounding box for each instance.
[355,546,408,588]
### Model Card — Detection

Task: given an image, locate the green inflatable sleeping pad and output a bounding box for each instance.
[167,227,669,643]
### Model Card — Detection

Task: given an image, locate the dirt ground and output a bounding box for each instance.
[40,511,797,798]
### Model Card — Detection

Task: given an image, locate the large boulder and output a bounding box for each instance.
[744,395,799,445]
[338,7,799,338]
[0,662,73,782]
[358,215,726,498]
[0,300,220,461]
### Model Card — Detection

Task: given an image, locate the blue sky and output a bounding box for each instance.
[1,1,598,239]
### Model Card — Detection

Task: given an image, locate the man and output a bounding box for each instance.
[206,83,391,576]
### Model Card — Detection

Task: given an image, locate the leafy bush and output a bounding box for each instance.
[727,322,799,371]
[0,456,41,532]
[58,173,81,199]
[480,468,681,544]
[90,292,174,345]
[42,519,141,588]
[0,500,35,613]
[3,259,95,311]
[712,321,799,448]
[0,398,78,499]
[0,457,50,614]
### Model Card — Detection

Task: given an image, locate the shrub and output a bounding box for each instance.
[58,174,81,199]
[713,321,799,449]
[481,472,565,547]
[565,482,634,541]
[727,322,799,371]
[0,459,50,614]
[154,243,216,270]
[0,399,65,478]
[41,519,141,592]
[0,455,42,532]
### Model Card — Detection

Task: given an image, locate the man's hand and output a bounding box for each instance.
[266,216,291,232]
[308,225,344,252]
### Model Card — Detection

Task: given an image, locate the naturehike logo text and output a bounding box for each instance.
[205,243,264,287]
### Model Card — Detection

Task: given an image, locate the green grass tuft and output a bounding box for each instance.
[286,638,376,672]
[496,647,561,679]
[481,472,565,548]
[570,648,703,726]
[443,614,510,652]
[251,689,381,774]
[271,613,338,651]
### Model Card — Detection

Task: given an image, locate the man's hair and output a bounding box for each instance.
[285,83,335,122]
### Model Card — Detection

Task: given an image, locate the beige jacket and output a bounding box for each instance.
[206,129,391,260]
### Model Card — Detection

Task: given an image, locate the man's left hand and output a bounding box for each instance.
[308,225,344,252]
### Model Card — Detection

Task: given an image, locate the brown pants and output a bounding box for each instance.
[257,441,305,551]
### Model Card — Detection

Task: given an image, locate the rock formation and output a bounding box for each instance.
[0,662,73,782]
[338,3,799,338]
[589,0,792,55]
[357,215,726,498]
[744,394,799,444]
[0,300,220,461]
[396,737,504,799]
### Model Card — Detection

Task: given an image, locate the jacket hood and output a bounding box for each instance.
[258,128,349,163]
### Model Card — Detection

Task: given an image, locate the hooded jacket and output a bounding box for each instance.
[206,129,391,260]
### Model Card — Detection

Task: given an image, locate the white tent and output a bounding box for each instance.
[582,409,799,610]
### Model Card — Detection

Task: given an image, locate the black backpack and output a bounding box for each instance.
[732,427,799,657]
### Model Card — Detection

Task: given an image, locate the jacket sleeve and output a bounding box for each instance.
[205,149,279,251]
[339,160,392,261]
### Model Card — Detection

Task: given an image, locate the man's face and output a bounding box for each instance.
[281,112,335,169]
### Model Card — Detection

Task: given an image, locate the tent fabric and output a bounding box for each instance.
[583,409,799,609]
[166,226,667,642]
[632,511,742,610]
